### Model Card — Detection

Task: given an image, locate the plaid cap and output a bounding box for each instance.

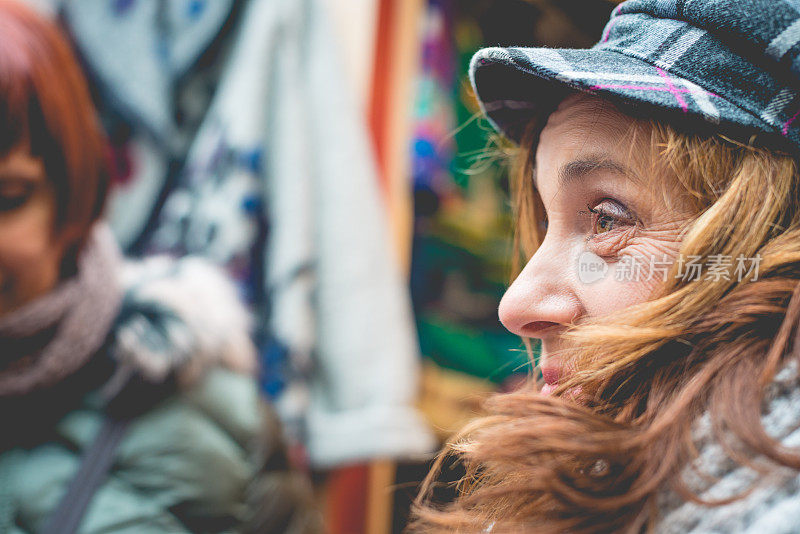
[469,0,800,155]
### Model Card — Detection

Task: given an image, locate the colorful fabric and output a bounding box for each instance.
[61,0,434,466]
[470,0,800,156]
[409,0,529,387]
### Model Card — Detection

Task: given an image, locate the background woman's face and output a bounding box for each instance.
[0,145,64,316]
[499,93,693,389]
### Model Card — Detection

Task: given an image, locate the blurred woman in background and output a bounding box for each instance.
[0,1,318,532]
[414,0,800,532]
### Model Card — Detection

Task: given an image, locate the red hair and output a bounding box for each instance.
[411,114,800,532]
[0,0,108,266]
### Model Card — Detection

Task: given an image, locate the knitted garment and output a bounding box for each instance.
[655,359,800,533]
[480,363,800,534]
[0,225,122,397]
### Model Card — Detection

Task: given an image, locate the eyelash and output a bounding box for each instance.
[585,201,638,257]
[587,204,619,234]
[535,200,638,258]
[0,184,35,212]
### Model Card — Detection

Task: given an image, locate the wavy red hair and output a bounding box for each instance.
[411,113,800,532]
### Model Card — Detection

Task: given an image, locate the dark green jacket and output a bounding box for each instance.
[0,258,319,534]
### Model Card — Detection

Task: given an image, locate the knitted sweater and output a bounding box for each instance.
[57,0,435,468]
[655,360,800,533]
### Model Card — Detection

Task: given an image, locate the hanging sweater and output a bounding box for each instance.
[58,0,435,468]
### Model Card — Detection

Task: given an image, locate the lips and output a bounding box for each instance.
[540,366,562,396]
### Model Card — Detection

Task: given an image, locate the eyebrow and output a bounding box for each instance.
[534,153,641,189]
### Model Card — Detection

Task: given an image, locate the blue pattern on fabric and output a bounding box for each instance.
[187,0,206,21]
[259,338,290,398]
[112,0,136,16]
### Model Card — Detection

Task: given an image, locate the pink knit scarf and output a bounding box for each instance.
[0,224,123,397]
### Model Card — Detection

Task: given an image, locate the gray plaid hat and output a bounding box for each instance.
[470,0,800,155]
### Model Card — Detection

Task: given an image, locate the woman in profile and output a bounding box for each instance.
[414,0,800,532]
[0,1,317,532]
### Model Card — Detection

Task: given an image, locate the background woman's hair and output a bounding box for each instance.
[0,0,108,271]
[410,108,800,533]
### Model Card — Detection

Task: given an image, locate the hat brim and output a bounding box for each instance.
[470,46,784,151]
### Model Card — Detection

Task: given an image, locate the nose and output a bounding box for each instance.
[498,244,583,339]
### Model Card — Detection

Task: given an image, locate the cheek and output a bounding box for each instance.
[576,241,682,316]
[578,270,664,315]
[0,197,62,310]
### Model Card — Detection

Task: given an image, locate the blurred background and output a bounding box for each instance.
[24,0,618,532]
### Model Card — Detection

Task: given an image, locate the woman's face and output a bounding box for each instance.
[499,93,694,394]
[0,145,64,316]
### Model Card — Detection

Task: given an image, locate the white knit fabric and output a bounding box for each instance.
[656,360,800,533]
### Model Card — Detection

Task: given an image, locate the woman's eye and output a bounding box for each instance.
[585,201,639,259]
[0,182,35,212]
[0,195,30,212]
[587,201,635,237]
[592,210,616,234]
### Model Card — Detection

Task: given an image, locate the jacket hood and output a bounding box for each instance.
[110,255,257,388]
